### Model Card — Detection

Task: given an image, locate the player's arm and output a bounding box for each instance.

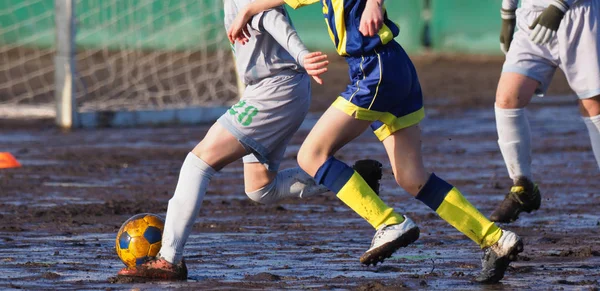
[529,0,572,45]
[499,0,518,53]
[227,0,285,44]
[259,9,329,84]
[360,0,385,37]
[227,0,319,44]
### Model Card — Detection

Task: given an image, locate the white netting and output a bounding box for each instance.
[0,0,238,115]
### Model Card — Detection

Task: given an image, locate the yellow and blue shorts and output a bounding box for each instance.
[332,40,424,141]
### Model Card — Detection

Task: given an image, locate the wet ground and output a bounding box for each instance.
[1,56,599,290]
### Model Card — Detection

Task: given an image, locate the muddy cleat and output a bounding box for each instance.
[490,177,541,223]
[117,257,188,281]
[475,230,523,284]
[360,216,420,266]
[353,159,383,196]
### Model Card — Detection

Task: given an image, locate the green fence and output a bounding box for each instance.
[1,0,507,55]
[430,0,503,54]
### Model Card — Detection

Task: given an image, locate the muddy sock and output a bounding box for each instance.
[159,153,216,264]
[583,114,600,170]
[495,104,532,183]
[416,173,502,248]
[314,156,404,229]
[245,167,329,204]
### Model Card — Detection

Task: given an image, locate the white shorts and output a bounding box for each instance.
[218,71,310,171]
[503,0,600,99]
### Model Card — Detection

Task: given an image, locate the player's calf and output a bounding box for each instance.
[245,159,384,204]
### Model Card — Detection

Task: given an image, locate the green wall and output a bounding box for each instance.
[430,0,503,54]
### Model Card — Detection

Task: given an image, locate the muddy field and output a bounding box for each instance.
[1,55,599,290]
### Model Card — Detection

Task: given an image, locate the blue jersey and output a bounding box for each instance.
[285,0,400,56]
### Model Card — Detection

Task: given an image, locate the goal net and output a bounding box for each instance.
[1,0,239,120]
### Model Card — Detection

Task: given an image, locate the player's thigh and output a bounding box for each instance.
[297,106,371,176]
[579,95,600,117]
[381,124,429,196]
[496,72,539,109]
[191,122,248,171]
[243,162,277,193]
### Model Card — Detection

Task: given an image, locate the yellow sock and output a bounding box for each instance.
[436,188,502,247]
[337,172,404,229]
[416,173,501,248]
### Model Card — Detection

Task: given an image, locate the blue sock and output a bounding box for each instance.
[313,156,354,193]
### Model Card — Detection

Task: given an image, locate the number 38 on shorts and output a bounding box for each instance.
[228,100,259,126]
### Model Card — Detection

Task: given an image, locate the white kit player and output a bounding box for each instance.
[491,0,600,223]
[116,0,382,280]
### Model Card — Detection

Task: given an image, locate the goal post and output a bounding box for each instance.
[54,0,77,129]
[1,0,241,128]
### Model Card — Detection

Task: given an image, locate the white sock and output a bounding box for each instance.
[495,104,532,182]
[245,167,328,204]
[158,153,216,264]
[583,114,600,170]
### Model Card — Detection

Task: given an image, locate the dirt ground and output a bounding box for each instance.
[1,54,598,290]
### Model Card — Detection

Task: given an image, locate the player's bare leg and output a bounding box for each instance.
[381,124,522,283]
[491,72,542,223]
[118,123,248,280]
[297,107,419,267]
[579,95,600,169]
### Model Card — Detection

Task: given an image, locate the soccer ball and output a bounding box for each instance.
[115,213,165,268]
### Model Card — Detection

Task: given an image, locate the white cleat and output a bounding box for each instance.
[360,216,420,266]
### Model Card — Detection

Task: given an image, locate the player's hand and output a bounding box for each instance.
[500,9,516,54]
[303,52,329,85]
[227,9,252,45]
[529,0,568,45]
[359,0,384,37]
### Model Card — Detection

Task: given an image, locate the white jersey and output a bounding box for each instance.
[224,0,308,85]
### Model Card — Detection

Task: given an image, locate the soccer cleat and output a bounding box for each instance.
[117,257,188,281]
[490,177,541,223]
[475,230,523,284]
[360,216,420,266]
[353,159,383,196]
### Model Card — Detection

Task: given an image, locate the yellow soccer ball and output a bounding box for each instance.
[115,213,165,268]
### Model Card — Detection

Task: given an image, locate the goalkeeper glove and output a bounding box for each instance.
[500,9,516,54]
[529,0,568,45]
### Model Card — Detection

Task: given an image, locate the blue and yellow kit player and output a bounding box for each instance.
[229,0,524,284]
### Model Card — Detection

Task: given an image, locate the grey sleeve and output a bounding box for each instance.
[501,0,519,10]
[256,8,309,67]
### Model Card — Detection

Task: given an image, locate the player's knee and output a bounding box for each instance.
[495,90,519,109]
[245,180,279,205]
[296,147,314,174]
[580,95,600,117]
[190,139,228,171]
[393,170,427,196]
[297,146,328,176]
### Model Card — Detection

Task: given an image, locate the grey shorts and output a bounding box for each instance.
[218,71,310,171]
[503,0,600,99]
